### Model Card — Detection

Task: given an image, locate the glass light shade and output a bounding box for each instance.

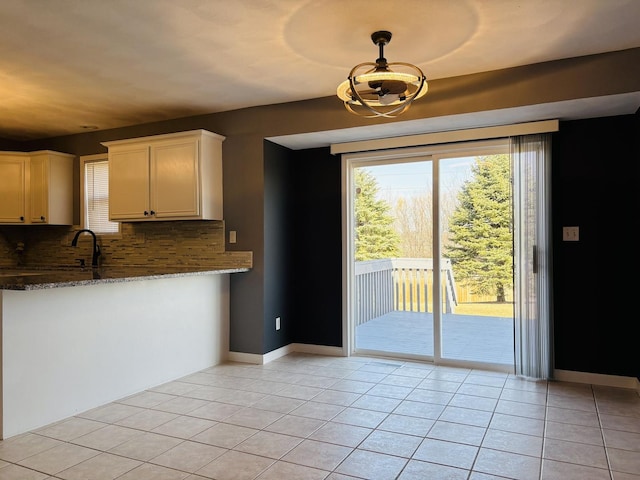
[337,65,428,108]
[353,71,421,85]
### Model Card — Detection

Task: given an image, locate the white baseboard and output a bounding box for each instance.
[228,343,344,365]
[263,344,295,364]
[289,343,344,357]
[227,348,639,394]
[554,369,639,391]
[226,351,266,365]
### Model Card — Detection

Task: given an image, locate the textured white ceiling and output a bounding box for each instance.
[1,0,640,141]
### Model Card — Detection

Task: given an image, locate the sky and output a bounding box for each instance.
[360,156,476,199]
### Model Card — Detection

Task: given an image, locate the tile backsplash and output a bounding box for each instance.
[0,220,252,269]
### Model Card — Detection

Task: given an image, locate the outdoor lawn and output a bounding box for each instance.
[454,302,514,318]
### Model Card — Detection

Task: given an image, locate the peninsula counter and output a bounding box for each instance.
[0,266,249,439]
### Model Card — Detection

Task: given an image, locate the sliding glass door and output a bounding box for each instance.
[345,140,515,370]
[438,153,514,367]
[351,159,434,357]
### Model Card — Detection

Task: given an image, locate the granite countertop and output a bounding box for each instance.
[0,265,250,291]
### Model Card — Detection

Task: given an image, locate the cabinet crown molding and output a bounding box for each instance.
[101,129,225,148]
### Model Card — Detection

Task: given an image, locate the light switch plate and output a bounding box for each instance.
[229,230,237,244]
[562,226,579,241]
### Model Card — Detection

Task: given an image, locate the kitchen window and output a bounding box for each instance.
[80,154,119,234]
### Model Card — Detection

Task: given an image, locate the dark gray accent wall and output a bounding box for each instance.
[0,138,21,150]
[290,147,343,347]
[552,114,639,378]
[263,141,295,352]
[262,144,342,351]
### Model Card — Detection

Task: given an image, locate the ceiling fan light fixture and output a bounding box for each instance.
[337,70,428,105]
[337,30,428,118]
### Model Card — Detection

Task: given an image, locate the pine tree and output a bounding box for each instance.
[354,169,400,261]
[444,154,512,302]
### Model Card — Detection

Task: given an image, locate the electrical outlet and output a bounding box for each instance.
[562,226,579,242]
[275,316,281,330]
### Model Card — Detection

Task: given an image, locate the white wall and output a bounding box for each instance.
[0,273,229,439]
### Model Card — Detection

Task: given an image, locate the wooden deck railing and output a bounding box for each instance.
[354,258,458,326]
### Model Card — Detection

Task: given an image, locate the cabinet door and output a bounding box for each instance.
[29,154,49,223]
[0,156,26,223]
[109,146,151,220]
[151,139,200,218]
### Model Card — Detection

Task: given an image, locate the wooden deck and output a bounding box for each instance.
[355,311,514,366]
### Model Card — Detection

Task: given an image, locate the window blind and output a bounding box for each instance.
[85,160,119,234]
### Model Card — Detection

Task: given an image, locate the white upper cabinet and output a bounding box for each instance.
[103,130,225,221]
[0,150,74,225]
[107,144,150,220]
[0,154,25,223]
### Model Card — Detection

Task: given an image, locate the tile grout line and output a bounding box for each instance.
[539,376,550,480]
[593,384,616,480]
[2,355,638,479]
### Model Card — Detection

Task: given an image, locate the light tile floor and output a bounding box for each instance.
[1,353,639,480]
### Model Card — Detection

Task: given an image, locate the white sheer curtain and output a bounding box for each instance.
[511,134,553,379]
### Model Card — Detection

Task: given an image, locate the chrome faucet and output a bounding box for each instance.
[71,229,101,267]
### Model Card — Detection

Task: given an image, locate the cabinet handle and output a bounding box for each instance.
[144,211,149,216]
[20,216,24,221]
[150,210,156,216]
[40,216,45,221]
